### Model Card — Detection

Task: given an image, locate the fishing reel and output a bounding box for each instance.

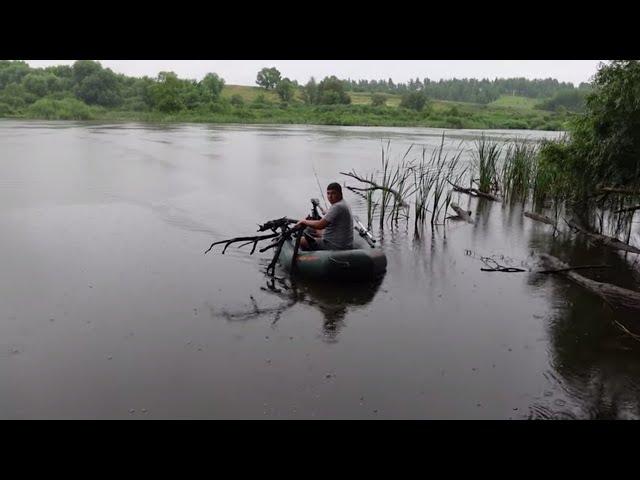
[258,217,298,232]
[309,198,322,220]
[353,215,376,248]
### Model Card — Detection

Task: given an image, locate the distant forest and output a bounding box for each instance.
[0,60,590,121]
[342,77,591,105]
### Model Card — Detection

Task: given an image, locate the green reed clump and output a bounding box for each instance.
[365,172,379,229]
[378,140,393,228]
[372,141,414,228]
[472,134,503,194]
[413,147,436,230]
[389,144,415,226]
[501,138,539,202]
[427,133,465,225]
[344,135,478,234]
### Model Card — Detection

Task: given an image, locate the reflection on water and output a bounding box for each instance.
[524,229,640,420]
[528,282,640,419]
[212,266,384,344]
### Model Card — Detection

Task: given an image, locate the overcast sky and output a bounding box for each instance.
[24,60,604,86]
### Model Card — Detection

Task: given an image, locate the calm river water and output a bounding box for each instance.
[2,120,640,419]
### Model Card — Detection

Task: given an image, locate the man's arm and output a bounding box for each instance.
[296,218,329,230]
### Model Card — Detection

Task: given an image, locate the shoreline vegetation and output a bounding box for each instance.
[0,90,572,131]
[0,61,586,130]
[325,60,640,318]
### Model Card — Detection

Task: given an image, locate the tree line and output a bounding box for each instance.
[341,76,591,104]
[0,60,227,116]
[0,60,588,119]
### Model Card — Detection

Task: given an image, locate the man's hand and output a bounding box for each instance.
[295,219,307,229]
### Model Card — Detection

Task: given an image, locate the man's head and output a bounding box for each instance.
[326,182,343,204]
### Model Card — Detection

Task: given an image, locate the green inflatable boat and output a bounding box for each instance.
[278,235,387,280]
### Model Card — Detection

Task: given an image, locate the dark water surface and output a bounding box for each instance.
[2,120,640,419]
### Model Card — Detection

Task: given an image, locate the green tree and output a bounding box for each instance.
[0,83,34,108]
[72,60,103,85]
[371,93,387,107]
[0,101,14,115]
[569,60,640,187]
[44,65,73,79]
[0,61,31,89]
[276,78,295,102]
[149,71,185,112]
[400,91,428,111]
[317,76,351,105]
[301,77,319,105]
[256,67,282,90]
[252,93,270,106]
[27,97,93,120]
[22,72,62,98]
[181,80,204,109]
[230,94,245,107]
[74,68,122,107]
[537,89,588,113]
[200,73,225,101]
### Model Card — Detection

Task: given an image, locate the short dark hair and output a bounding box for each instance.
[327,182,342,194]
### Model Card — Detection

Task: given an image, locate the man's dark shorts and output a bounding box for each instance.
[305,235,352,251]
[306,235,330,251]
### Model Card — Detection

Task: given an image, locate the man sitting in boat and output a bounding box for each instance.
[296,182,354,251]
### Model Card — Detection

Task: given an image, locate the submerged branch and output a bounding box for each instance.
[614,205,640,214]
[536,264,611,274]
[449,203,473,223]
[538,253,640,311]
[447,180,502,202]
[524,211,557,226]
[564,218,640,254]
[597,187,640,196]
[480,257,526,272]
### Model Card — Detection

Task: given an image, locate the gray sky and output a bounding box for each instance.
[24,60,604,86]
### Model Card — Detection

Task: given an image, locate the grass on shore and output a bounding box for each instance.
[2,85,569,131]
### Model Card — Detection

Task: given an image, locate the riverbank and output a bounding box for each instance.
[3,104,570,130]
[1,91,572,131]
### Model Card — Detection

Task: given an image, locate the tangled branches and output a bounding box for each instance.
[204,216,304,276]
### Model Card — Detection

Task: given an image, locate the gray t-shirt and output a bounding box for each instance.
[322,199,353,250]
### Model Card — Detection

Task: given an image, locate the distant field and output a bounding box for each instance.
[489,95,541,110]
[223,86,546,114]
[349,92,402,107]
[221,85,281,102]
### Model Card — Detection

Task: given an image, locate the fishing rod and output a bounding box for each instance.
[312,164,328,212]
[353,215,376,248]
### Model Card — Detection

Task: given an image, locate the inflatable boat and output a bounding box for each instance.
[278,235,387,280]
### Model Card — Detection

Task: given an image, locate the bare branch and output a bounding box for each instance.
[204,232,279,255]
[564,217,640,254]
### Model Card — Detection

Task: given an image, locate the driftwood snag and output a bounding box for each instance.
[536,264,611,274]
[205,217,305,277]
[449,203,473,223]
[614,205,640,214]
[524,211,557,226]
[565,218,640,254]
[538,253,640,311]
[480,256,526,272]
[340,170,410,208]
[597,187,640,196]
[447,181,501,202]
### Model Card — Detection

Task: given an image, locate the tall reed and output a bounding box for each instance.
[472,134,502,194]
[501,138,539,203]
